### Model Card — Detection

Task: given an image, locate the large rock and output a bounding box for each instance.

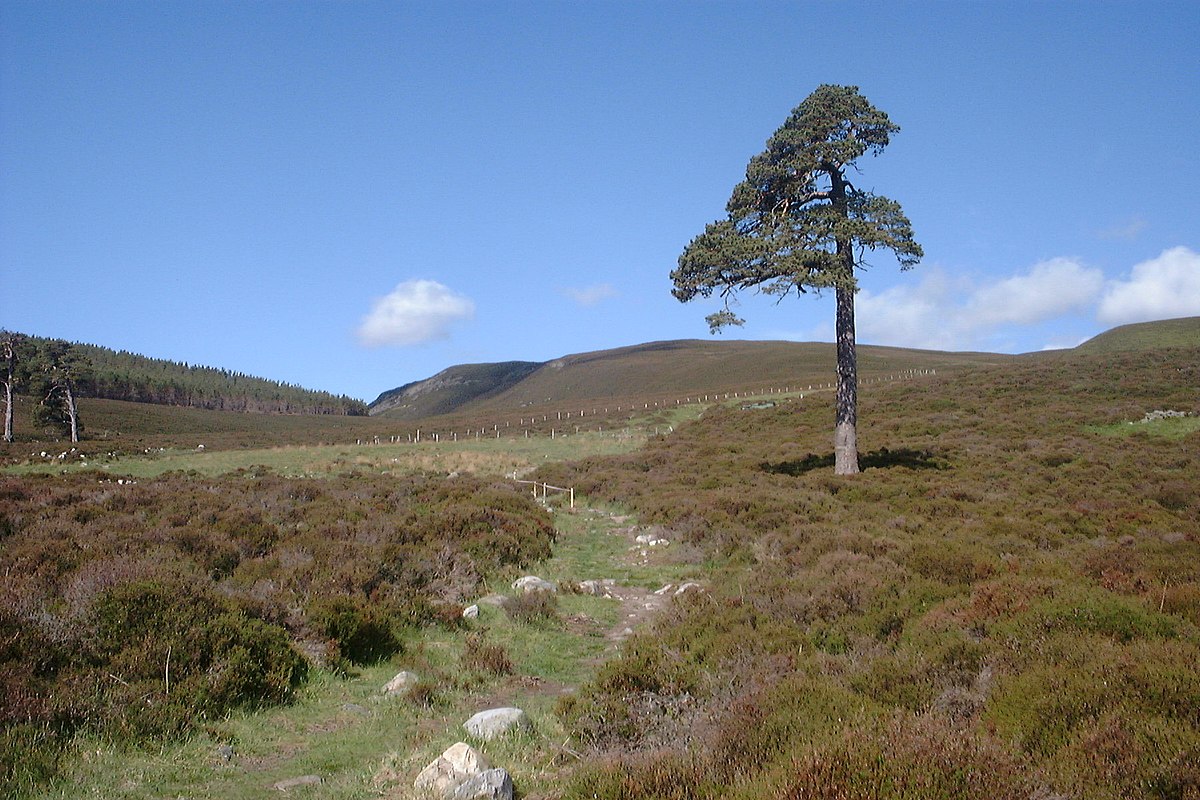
[448,768,513,800]
[382,670,419,695]
[463,707,533,741]
[414,742,490,796]
[512,575,556,594]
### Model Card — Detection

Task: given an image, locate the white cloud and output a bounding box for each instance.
[1097,246,1200,325]
[561,283,618,307]
[356,279,475,347]
[856,272,961,351]
[964,258,1104,326]
[855,259,1103,351]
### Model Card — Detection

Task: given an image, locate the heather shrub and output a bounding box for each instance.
[307,595,401,667]
[82,580,306,740]
[543,347,1200,799]
[501,589,561,625]
[461,632,515,676]
[1,724,65,799]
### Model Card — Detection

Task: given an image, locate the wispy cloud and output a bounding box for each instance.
[561,283,618,307]
[356,279,475,347]
[1098,215,1148,241]
[1097,246,1200,325]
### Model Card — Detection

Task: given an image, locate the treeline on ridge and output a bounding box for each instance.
[14,334,367,416]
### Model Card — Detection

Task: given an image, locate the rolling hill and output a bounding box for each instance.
[368,339,1014,420]
[1075,315,1199,353]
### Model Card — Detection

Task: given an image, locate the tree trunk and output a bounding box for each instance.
[3,379,12,443]
[65,382,79,443]
[834,283,859,475]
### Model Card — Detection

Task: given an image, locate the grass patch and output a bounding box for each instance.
[1088,416,1200,440]
[4,429,651,479]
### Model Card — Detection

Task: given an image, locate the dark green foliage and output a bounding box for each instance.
[82,580,307,740]
[673,85,921,323]
[546,346,1200,799]
[28,339,91,442]
[308,596,401,667]
[673,85,922,474]
[9,332,367,417]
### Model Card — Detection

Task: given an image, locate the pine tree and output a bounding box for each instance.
[673,85,922,474]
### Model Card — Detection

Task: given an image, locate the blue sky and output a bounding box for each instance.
[2,1,1197,402]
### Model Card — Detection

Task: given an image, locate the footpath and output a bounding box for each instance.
[55,504,705,800]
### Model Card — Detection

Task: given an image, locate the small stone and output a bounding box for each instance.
[578,579,616,597]
[216,744,235,762]
[463,707,533,741]
[463,604,480,619]
[512,576,556,594]
[272,774,322,791]
[383,670,419,695]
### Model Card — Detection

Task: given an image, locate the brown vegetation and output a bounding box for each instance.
[0,470,554,793]
[545,347,1200,799]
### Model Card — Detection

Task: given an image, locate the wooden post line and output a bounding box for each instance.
[513,479,574,509]
[366,369,937,448]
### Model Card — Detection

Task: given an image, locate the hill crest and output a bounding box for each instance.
[368,338,1012,421]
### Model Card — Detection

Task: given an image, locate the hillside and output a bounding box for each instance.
[369,339,1013,420]
[11,334,367,416]
[540,342,1200,799]
[1075,315,1200,353]
[369,361,542,418]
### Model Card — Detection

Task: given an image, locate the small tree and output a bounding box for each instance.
[1,331,30,443]
[672,84,922,474]
[31,340,92,443]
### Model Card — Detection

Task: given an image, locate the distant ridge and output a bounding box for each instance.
[369,361,542,419]
[1075,316,1200,353]
[368,339,1011,420]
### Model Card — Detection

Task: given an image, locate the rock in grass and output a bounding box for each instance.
[383,670,419,695]
[414,742,490,796]
[462,604,480,619]
[512,575,556,594]
[448,768,514,800]
[272,774,322,791]
[578,579,617,597]
[463,707,533,740]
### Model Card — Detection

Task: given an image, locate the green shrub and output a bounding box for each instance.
[501,590,561,625]
[1,723,66,799]
[308,595,401,667]
[83,580,306,740]
[461,632,515,676]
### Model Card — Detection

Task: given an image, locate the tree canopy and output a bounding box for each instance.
[673,84,921,328]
